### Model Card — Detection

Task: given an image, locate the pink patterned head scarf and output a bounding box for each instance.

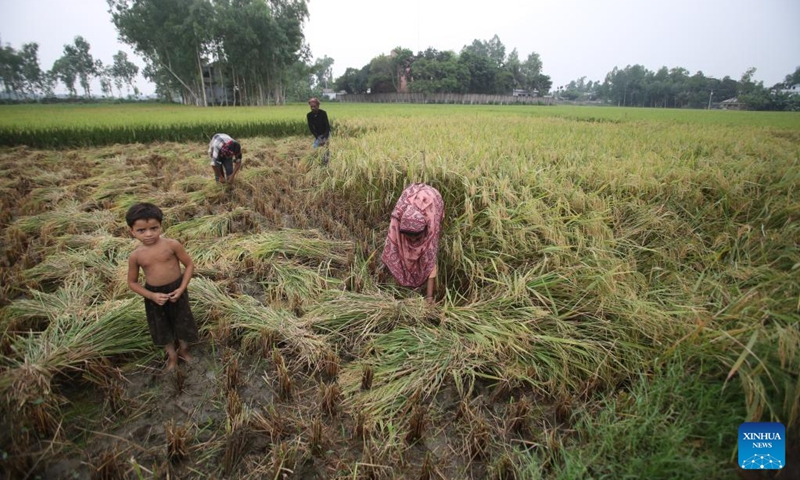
[381,183,444,288]
[400,205,427,234]
[220,140,241,160]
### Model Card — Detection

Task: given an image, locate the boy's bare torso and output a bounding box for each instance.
[132,238,184,287]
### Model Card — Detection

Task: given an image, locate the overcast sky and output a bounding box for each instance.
[2,0,798,95]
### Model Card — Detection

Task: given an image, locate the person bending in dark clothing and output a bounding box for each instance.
[307,97,331,149]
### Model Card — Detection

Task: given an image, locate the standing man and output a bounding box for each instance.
[208,133,243,183]
[307,97,331,150]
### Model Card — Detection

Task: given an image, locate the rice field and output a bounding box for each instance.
[0,103,798,479]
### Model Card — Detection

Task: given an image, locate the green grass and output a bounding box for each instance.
[0,103,309,147]
[0,103,305,128]
[551,358,745,479]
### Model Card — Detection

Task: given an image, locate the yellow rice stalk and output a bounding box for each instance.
[232,229,353,267]
[173,175,214,194]
[4,271,104,326]
[340,325,481,419]
[184,238,232,277]
[21,250,119,291]
[13,201,118,237]
[190,277,329,369]
[165,207,265,239]
[261,260,342,310]
[301,290,427,351]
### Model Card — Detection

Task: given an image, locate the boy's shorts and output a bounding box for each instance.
[144,277,199,346]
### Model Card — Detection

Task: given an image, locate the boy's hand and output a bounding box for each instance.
[150,292,171,305]
[168,288,183,302]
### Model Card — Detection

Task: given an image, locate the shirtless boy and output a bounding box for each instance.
[126,202,198,372]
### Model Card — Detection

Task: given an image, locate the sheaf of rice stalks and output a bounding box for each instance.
[190,277,329,369]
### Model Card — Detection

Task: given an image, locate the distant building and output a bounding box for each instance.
[778,84,800,96]
[202,63,237,105]
[321,88,337,101]
[720,97,744,110]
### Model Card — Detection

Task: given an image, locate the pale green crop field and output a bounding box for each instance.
[2,101,800,129]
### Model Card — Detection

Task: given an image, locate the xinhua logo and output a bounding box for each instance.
[738,422,785,470]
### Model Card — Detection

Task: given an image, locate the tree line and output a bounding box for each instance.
[333,35,800,111]
[333,35,552,97]
[562,65,800,111]
[0,0,321,106]
[3,4,799,111]
[0,36,139,100]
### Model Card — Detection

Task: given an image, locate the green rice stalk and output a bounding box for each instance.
[165,207,266,239]
[3,271,105,327]
[13,201,117,237]
[340,325,481,419]
[2,297,151,381]
[232,230,353,267]
[0,297,151,439]
[190,277,329,369]
[262,261,342,310]
[302,290,427,352]
[21,250,120,292]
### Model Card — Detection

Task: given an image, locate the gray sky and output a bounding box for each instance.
[2,0,798,95]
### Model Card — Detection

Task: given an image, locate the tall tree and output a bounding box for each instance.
[0,42,24,98]
[334,66,370,94]
[19,43,44,97]
[283,58,315,101]
[626,64,647,106]
[459,38,503,94]
[648,66,670,107]
[40,70,56,97]
[312,55,334,90]
[2,40,52,98]
[207,0,309,105]
[50,55,78,97]
[485,35,506,67]
[783,66,800,87]
[520,52,550,95]
[390,47,414,93]
[109,0,214,105]
[407,49,468,94]
[110,50,139,98]
[592,64,777,109]
[67,36,99,97]
[213,0,269,105]
[268,0,309,103]
[367,54,395,93]
[504,49,523,89]
[97,60,114,97]
[50,37,98,98]
[716,76,738,101]
[738,67,759,96]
